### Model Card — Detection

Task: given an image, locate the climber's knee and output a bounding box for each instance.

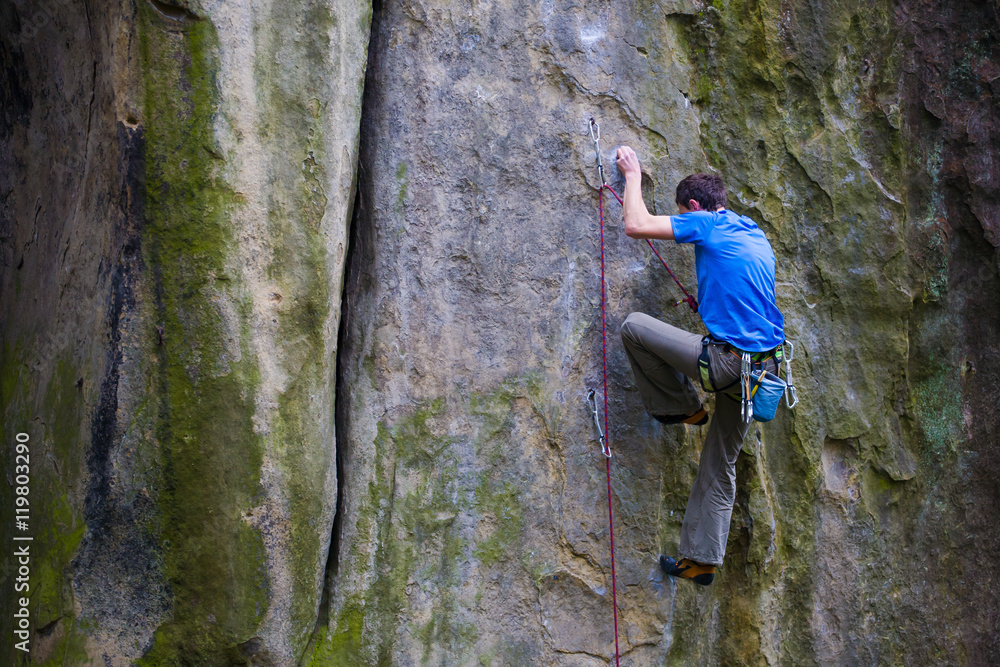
[620,312,643,344]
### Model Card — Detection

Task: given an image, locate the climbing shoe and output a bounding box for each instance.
[659,555,715,586]
[653,407,708,426]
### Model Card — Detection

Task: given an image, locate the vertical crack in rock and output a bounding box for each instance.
[5,0,999,663]
[310,0,381,650]
[313,162,364,638]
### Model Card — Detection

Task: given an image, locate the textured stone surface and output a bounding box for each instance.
[311,0,1000,665]
[2,0,999,664]
[1,0,369,663]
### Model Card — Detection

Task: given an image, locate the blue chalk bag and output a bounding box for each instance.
[748,370,786,422]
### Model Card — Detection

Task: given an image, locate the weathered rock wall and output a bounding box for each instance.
[2,0,999,664]
[1,0,369,663]
[310,0,1000,665]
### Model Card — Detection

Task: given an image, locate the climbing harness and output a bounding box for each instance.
[586,117,621,667]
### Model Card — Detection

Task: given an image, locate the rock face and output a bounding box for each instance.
[2,0,999,665]
[1,0,369,663]
[312,0,1000,664]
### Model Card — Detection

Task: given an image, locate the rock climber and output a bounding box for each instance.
[614,146,785,586]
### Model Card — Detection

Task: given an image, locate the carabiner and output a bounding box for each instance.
[782,341,799,409]
[740,352,753,423]
[589,118,606,185]
[587,389,611,458]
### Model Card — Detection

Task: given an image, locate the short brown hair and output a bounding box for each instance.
[676,174,727,210]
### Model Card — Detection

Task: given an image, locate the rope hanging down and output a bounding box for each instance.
[586,118,699,665]
[589,117,622,667]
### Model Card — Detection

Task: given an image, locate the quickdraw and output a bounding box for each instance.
[740,352,754,423]
[587,389,611,458]
[782,340,799,409]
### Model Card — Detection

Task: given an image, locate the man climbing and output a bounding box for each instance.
[614,146,785,586]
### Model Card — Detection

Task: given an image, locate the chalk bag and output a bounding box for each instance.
[749,369,786,422]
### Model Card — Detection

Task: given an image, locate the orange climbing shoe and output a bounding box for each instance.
[659,555,715,586]
[653,407,709,426]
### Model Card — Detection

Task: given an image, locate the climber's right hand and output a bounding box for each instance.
[616,145,641,181]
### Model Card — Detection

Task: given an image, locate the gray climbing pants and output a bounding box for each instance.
[620,312,777,567]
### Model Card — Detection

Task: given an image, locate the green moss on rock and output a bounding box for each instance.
[135,6,267,662]
[473,479,523,567]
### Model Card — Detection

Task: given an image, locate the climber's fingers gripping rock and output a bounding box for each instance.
[616,145,641,181]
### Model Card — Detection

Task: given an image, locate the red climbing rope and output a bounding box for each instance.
[587,118,700,665]
[599,184,698,313]
[596,178,622,667]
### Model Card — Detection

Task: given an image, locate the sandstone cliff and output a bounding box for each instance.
[2,0,369,662]
[2,0,998,665]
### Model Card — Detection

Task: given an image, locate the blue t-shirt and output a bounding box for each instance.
[671,209,784,352]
